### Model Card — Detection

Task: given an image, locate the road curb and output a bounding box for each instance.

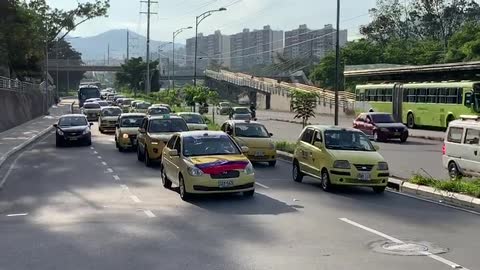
[275,150,480,212]
[0,101,74,182]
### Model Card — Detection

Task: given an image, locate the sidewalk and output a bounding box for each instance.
[0,99,74,169]
[257,109,445,141]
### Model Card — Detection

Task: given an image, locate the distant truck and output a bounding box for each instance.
[78,85,101,108]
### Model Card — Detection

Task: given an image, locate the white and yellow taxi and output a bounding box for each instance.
[221,120,277,166]
[177,112,208,130]
[160,131,255,200]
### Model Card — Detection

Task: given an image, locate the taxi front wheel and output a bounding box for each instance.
[161,165,172,189]
[144,148,153,167]
[292,161,304,183]
[179,175,191,201]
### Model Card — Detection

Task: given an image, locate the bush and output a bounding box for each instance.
[410,175,480,198]
[275,141,296,154]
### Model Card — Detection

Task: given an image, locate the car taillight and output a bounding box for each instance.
[442,143,446,155]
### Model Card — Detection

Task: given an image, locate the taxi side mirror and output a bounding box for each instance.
[168,149,179,156]
[89,122,94,126]
[313,141,324,149]
[374,144,380,151]
[269,132,273,137]
[241,146,249,153]
[115,123,120,128]
[138,127,146,133]
[53,124,58,128]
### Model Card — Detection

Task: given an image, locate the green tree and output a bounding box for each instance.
[445,22,480,62]
[115,57,159,95]
[290,90,319,127]
[48,39,85,93]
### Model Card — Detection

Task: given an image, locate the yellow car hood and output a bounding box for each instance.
[234,137,273,149]
[149,133,175,142]
[118,127,139,135]
[328,150,385,164]
[187,155,248,165]
[187,123,208,130]
[101,116,119,121]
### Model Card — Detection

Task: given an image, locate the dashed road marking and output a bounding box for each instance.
[106,168,113,173]
[120,184,128,190]
[113,175,120,181]
[6,213,28,217]
[90,147,94,150]
[255,182,270,189]
[130,195,141,203]
[93,151,98,154]
[339,218,470,270]
[97,156,102,159]
[143,210,156,218]
[101,161,108,166]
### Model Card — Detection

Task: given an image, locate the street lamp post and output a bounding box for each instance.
[334,0,341,126]
[193,7,227,87]
[173,26,192,90]
[157,42,172,90]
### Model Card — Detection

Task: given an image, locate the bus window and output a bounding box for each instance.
[369,89,377,101]
[417,88,426,103]
[427,88,437,103]
[457,88,463,104]
[447,88,458,104]
[407,89,417,103]
[438,88,447,103]
[385,89,392,102]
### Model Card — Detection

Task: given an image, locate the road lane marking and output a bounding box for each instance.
[97,156,102,159]
[113,175,121,181]
[120,184,128,190]
[93,151,98,154]
[339,218,470,270]
[255,182,270,189]
[130,195,141,203]
[106,168,113,173]
[101,161,108,166]
[143,210,156,218]
[6,213,28,217]
[90,147,94,150]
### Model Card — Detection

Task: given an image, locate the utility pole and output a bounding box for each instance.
[334,0,341,126]
[126,29,130,62]
[140,0,157,94]
[55,39,59,97]
[44,26,49,114]
[107,43,110,65]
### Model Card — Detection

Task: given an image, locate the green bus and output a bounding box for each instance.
[355,81,480,128]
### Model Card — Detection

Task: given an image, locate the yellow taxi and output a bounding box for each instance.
[136,114,189,167]
[161,131,255,200]
[115,113,146,151]
[177,112,208,130]
[221,120,276,166]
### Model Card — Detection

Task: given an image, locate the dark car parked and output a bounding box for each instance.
[54,114,93,147]
[353,112,408,142]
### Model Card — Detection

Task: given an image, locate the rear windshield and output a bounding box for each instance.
[137,103,151,109]
[180,114,205,124]
[371,114,394,123]
[97,101,109,106]
[122,99,132,105]
[83,103,101,109]
[234,108,250,114]
[102,108,122,116]
[148,107,170,115]
[148,119,188,133]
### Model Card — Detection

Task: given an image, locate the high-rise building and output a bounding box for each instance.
[186,31,231,71]
[229,25,283,71]
[186,33,208,71]
[284,24,347,61]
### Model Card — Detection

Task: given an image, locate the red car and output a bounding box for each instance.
[353,112,409,142]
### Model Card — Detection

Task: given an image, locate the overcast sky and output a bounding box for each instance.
[46,0,378,42]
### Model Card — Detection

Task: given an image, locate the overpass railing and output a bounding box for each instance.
[205,70,355,107]
[0,76,39,92]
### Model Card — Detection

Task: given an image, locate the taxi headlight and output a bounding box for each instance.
[122,133,129,139]
[151,141,160,145]
[57,129,64,136]
[187,166,203,176]
[378,162,389,171]
[244,162,255,175]
[333,160,351,169]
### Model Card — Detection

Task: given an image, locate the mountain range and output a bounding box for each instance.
[68,29,184,61]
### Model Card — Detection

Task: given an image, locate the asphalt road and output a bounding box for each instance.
[214,113,448,180]
[0,127,478,270]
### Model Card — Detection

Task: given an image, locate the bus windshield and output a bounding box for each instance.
[474,85,480,113]
[79,88,100,100]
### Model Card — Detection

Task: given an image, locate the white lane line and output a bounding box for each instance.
[143,210,156,218]
[120,184,128,190]
[255,182,270,189]
[339,218,470,270]
[90,147,94,150]
[93,151,98,154]
[97,156,102,159]
[106,168,113,173]
[130,195,142,203]
[6,213,28,217]
[113,175,121,181]
[101,161,108,166]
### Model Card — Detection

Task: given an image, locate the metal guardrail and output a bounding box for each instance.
[0,76,40,92]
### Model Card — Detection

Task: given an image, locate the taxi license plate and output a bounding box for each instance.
[358,172,371,181]
[394,132,401,136]
[255,151,265,157]
[68,137,78,141]
[219,180,234,188]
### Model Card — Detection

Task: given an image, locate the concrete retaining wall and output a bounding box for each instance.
[0,89,52,133]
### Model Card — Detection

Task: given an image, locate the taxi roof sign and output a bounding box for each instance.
[460,115,480,121]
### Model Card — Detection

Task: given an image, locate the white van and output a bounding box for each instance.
[443,115,480,178]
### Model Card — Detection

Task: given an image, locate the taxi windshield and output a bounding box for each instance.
[235,124,269,138]
[120,116,144,127]
[148,107,170,115]
[137,103,151,109]
[102,108,122,116]
[148,119,188,133]
[58,117,88,127]
[324,130,375,151]
[180,114,205,124]
[183,135,240,157]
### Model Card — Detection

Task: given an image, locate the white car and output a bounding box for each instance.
[443,115,480,178]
